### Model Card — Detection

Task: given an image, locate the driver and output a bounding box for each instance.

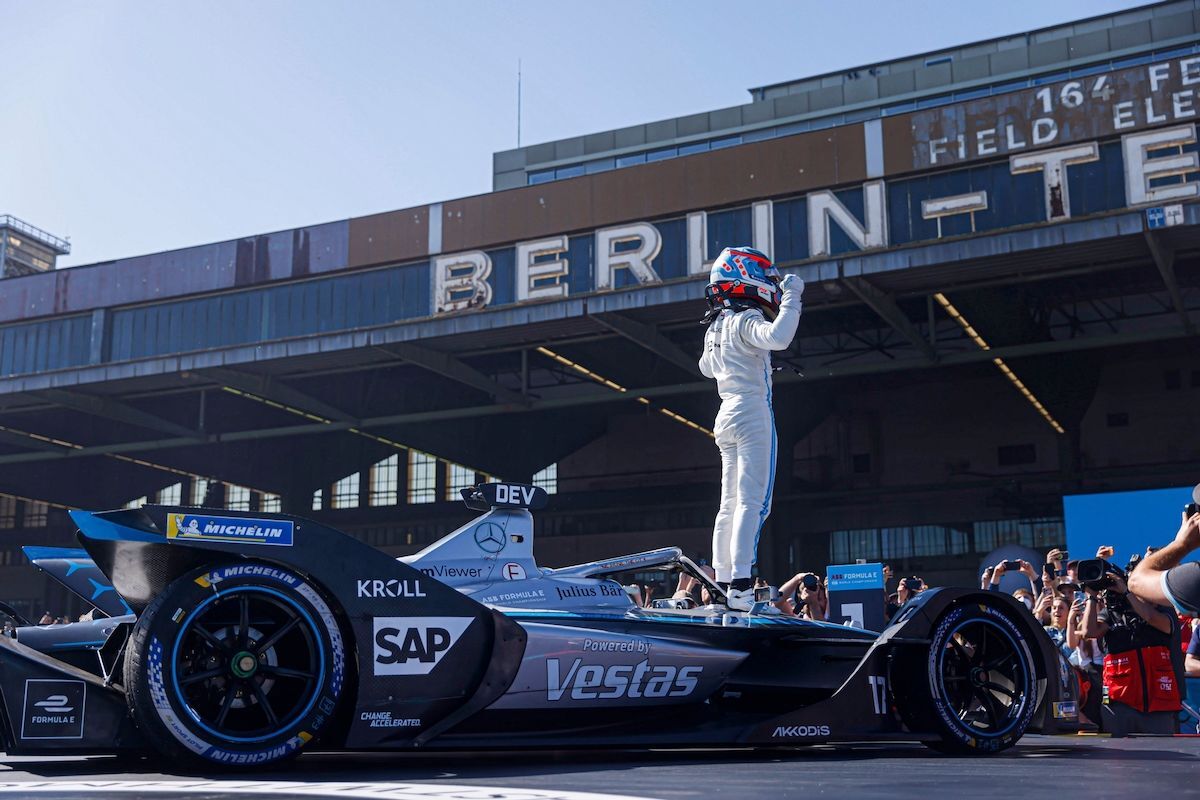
[699,246,803,611]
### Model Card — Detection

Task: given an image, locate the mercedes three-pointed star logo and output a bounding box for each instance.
[473,522,506,553]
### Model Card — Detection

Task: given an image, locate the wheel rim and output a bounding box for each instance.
[171,586,325,743]
[935,617,1029,738]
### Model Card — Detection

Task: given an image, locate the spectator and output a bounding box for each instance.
[987,559,1039,596]
[775,572,828,620]
[1012,588,1036,614]
[1080,567,1180,736]
[1032,584,1055,626]
[1186,622,1200,678]
[1128,510,1200,615]
[884,576,926,621]
[1043,596,1072,659]
[37,612,52,625]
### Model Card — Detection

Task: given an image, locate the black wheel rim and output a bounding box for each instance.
[171,587,323,742]
[936,617,1029,738]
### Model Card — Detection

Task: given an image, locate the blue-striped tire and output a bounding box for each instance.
[124,563,345,768]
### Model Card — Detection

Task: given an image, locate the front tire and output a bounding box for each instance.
[893,602,1038,754]
[124,563,346,768]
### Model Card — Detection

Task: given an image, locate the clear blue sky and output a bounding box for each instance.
[5,0,1148,268]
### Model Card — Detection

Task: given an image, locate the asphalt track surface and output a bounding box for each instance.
[2,736,1198,800]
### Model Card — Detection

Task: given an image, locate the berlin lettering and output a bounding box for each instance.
[433,123,1198,314]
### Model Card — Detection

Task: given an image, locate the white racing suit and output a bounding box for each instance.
[698,286,802,583]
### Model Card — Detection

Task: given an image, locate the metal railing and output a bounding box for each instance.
[0,215,70,254]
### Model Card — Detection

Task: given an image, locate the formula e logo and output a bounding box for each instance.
[372,617,474,675]
[473,522,506,553]
[772,725,831,738]
[546,659,701,701]
[21,679,85,740]
[34,696,73,714]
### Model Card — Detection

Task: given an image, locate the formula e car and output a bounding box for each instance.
[0,483,1079,768]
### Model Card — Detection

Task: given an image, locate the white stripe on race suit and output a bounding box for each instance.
[0,782,652,800]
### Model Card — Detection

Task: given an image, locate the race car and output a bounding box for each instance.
[0,483,1079,768]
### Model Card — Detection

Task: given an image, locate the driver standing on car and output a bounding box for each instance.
[699,246,803,611]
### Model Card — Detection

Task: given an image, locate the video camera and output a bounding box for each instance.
[1076,558,1125,592]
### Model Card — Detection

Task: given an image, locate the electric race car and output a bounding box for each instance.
[0,483,1079,768]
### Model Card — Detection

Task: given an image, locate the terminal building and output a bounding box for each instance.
[2,1,1199,619]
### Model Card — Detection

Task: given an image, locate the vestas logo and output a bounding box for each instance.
[546,659,701,701]
[372,617,474,676]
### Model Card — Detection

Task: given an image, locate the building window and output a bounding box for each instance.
[0,495,17,528]
[830,529,881,564]
[532,463,558,494]
[370,454,399,507]
[124,496,147,510]
[260,493,281,512]
[312,489,323,511]
[227,485,250,511]
[972,517,1064,553]
[24,501,48,528]
[192,478,210,506]
[408,451,436,504]
[158,482,182,505]
[445,463,475,501]
[332,473,360,509]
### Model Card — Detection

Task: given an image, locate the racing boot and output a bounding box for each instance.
[726,578,754,612]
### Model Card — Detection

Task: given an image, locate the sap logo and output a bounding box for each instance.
[772,725,831,738]
[547,659,701,701]
[357,579,427,598]
[372,617,474,675]
[495,484,536,505]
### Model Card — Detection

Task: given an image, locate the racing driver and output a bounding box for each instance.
[699,246,803,611]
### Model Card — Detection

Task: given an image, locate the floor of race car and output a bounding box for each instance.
[0,736,1196,800]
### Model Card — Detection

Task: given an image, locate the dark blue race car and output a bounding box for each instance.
[0,483,1079,768]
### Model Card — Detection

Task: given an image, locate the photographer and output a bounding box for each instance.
[1079,564,1181,736]
[776,571,828,620]
[1128,510,1200,615]
[886,576,925,621]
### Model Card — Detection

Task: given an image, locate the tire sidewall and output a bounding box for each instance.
[926,603,1037,753]
[126,562,346,767]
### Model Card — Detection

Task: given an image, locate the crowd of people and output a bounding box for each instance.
[621,511,1200,737]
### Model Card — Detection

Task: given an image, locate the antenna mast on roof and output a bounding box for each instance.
[517,58,522,148]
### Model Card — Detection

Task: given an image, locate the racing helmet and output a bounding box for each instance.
[704,246,782,320]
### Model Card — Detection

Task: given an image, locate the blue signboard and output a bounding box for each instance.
[826,562,886,631]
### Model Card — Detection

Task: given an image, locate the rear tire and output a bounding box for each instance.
[124,563,346,768]
[892,602,1038,754]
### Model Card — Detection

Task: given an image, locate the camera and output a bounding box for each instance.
[755,585,779,603]
[1002,559,1023,571]
[1076,558,1129,592]
[801,574,821,591]
[902,577,923,592]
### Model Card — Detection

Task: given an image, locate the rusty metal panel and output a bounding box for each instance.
[442,126,867,253]
[884,53,1200,174]
[348,205,428,268]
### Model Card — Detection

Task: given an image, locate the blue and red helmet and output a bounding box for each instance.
[705,246,782,319]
